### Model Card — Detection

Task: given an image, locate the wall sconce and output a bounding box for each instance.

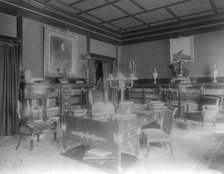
[107,72,137,104]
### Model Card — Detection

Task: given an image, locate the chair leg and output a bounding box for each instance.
[54,130,57,141]
[30,138,34,150]
[168,141,173,157]
[201,121,204,129]
[37,134,40,142]
[145,140,150,157]
[16,134,22,150]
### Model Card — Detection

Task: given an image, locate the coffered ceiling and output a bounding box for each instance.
[1,0,224,44]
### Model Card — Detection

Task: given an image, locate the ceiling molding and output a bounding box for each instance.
[1,0,224,45]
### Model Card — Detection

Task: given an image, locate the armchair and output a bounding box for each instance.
[16,100,57,150]
[184,95,221,128]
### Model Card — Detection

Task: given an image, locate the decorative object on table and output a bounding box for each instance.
[107,72,137,113]
[212,64,218,83]
[152,67,158,83]
[44,26,78,78]
[170,60,190,83]
[170,36,194,64]
[57,67,68,83]
[128,59,137,74]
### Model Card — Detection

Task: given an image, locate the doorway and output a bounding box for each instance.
[95,61,103,89]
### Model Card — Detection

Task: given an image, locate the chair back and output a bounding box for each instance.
[89,88,108,105]
[161,108,177,135]
[199,95,221,110]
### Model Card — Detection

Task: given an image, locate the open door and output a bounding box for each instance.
[88,54,117,103]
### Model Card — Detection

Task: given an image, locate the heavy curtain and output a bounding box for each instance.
[0,43,20,136]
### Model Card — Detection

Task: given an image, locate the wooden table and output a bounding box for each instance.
[61,111,158,172]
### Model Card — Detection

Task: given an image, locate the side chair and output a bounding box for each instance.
[142,107,177,157]
[16,100,57,150]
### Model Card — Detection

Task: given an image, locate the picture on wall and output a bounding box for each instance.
[169,36,194,64]
[44,26,78,77]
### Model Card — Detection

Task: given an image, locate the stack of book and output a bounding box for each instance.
[74,108,87,117]
[148,100,168,111]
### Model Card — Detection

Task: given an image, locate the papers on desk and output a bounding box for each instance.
[113,113,136,120]
[83,148,114,160]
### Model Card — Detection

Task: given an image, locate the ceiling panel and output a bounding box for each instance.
[110,17,143,29]
[213,0,224,9]
[114,0,143,14]
[49,0,80,14]
[135,8,174,24]
[72,0,106,11]
[135,0,183,10]
[169,0,212,17]
[150,19,178,26]
[87,5,127,21]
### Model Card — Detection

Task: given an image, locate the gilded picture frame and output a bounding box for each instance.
[44,26,78,77]
[169,36,194,64]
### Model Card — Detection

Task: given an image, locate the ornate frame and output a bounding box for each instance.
[170,36,194,64]
[44,26,78,77]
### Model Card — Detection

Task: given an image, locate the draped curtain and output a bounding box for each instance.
[0,43,20,136]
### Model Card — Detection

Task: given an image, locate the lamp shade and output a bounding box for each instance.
[128,73,137,80]
[107,74,114,81]
[115,72,126,80]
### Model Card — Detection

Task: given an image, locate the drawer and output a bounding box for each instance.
[120,119,137,131]
[122,129,137,139]
[138,116,155,127]
[62,88,70,93]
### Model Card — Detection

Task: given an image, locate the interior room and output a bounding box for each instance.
[1,0,224,174]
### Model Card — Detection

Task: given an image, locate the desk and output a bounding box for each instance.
[61,111,158,172]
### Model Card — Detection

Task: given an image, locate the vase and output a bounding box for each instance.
[212,64,218,83]
[153,69,158,83]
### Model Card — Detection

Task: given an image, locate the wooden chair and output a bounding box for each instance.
[142,108,177,156]
[16,100,57,150]
[184,95,221,128]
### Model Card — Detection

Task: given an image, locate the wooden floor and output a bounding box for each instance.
[1,121,224,174]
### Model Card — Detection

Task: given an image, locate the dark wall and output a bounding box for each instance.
[120,30,224,79]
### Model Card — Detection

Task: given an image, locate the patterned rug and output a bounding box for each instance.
[0,121,224,174]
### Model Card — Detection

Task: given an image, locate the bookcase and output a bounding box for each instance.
[21,82,92,122]
[127,82,224,119]
[22,83,61,121]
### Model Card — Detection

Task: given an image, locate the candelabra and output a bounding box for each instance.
[107,72,137,104]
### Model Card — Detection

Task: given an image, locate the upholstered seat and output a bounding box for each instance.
[16,100,57,150]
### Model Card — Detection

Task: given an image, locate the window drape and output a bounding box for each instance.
[0,43,20,136]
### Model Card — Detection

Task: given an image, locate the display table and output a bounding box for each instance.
[61,111,158,172]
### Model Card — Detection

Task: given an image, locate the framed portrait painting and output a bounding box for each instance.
[44,27,78,77]
[169,36,194,64]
